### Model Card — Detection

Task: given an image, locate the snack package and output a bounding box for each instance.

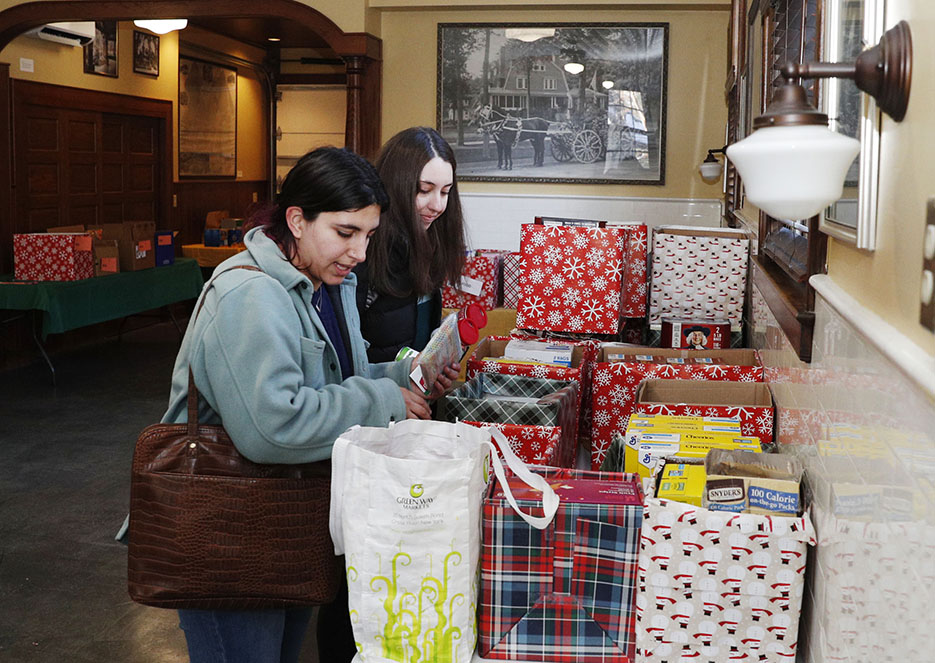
[409,313,462,395]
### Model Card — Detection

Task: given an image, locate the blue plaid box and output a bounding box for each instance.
[479,467,643,662]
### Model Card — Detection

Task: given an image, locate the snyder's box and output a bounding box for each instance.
[704,449,803,515]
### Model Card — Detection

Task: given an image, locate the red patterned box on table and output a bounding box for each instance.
[634,379,774,445]
[479,467,644,662]
[464,420,563,466]
[516,223,626,334]
[501,251,523,309]
[442,254,500,309]
[609,222,649,318]
[13,233,95,281]
[589,347,764,470]
[466,336,592,447]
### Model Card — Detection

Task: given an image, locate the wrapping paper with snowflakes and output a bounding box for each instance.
[502,252,523,309]
[636,497,815,663]
[613,223,649,318]
[589,349,765,471]
[464,420,563,466]
[466,335,592,449]
[13,233,95,282]
[443,254,500,309]
[517,223,626,334]
[439,372,579,468]
[649,231,749,328]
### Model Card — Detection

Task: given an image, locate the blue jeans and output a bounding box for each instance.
[178,607,314,663]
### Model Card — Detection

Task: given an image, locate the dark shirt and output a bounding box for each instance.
[314,286,353,380]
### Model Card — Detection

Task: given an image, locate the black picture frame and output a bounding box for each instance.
[133,30,159,77]
[437,22,668,184]
[83,21,118,78]
[178,56,238,179]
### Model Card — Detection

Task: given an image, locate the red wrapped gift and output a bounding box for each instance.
[13,233,95,282]
[464,420,562,466]
[610,222,648,318]
[502,251,523,309]
[589,347,765,470]
[442,254,500,309]
[516,223,626,334]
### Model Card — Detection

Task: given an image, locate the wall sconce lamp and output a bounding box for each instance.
[564,61,584,75]
[726,20,912,220]
[133,19,188,35]
[699,146,726,181]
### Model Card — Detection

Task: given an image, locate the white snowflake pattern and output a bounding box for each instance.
[631,232,647,253]
[586,248,605,267]
[563,257,585,279]
[544,225,564,237]
[756,414,773,433]
[544,246,563,265]
[522,296,544,317]
[604,262,622,280]
[593,411,611,427]
[582,298,604,321]
[604,291,620,310]
[549,274,565,289]
[543,287,553,296]
[531,232,547,247]
[530,365,551,378]
[531,255,542,265]
[547,310,563,326]
[529,268,545,284]
[531,440,541,451]
[572,233,589,249]
[597,395,608,407]
[684,407,702,417]
[562,288,582,307]
[738,373,756,382]
[592,276,608,292]
[610,386,627,404]
[521,427,534,439]
[569,316,584,331]
[705,408,721,417]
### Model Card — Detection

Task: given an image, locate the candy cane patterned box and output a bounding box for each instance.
[13,233,95,281]
[636,497,815,663]
[589,348,765,470]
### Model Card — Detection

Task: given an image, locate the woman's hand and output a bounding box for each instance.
[426,362,461,401]
[400,387,432,420]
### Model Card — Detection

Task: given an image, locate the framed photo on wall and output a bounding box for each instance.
[437,22,668,184]
[178,56,238,178]
[133,30,159,77]
[83,20,118,78]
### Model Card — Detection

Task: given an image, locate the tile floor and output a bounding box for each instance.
[0,322,322,662]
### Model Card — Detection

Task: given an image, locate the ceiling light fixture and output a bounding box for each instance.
[726,21,912,221]
[563,61,584,75]
[504,28,556,42]
[133,19,188,35]
[268,37,281,42]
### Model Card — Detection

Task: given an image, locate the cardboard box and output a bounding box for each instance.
[13,233,94,281]
[480,468,643,662]
[636,496,815,663]
[155,230,175,267]
[46,224,88,233]
[703,449,803,515]
[627,437,762,479]
[634,379,775,447]
[656,460,706,507]
[204,209,230,229]
[661,318,732,350]
[100,221,156,271]
[503,338,574,366]
[93,240,120,276]
[589,347,765,470]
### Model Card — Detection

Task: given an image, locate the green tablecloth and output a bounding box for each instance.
[0,258,204,338]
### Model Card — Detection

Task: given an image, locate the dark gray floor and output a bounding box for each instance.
[0,322,320,662]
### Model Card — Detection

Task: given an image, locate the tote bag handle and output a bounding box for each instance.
[478,424,559,531]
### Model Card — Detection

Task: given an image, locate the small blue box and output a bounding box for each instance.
[204,228,221,247]
[155,230,175,266]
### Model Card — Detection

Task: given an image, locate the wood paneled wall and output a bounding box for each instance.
[172,180,270,246]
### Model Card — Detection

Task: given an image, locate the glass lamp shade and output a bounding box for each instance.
[563,62,584,75]
[699,161,722,180]
[504,28,555,42]
[134,19,188,34]
[726,125,860,220]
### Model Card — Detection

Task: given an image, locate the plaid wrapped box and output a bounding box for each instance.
[590,348,765,471]
[13,233,95,281]
[636,497,815,663]
[649,227,749,329]
[465,421,563,466]
[439,373,579,468]
[479,468,644,662]
[502,252,523,309]
[443,254,500,309]
[466,336,592,450]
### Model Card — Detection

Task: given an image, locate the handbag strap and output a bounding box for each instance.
[186,264,264,436]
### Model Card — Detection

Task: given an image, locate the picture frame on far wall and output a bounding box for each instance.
[178,56,238,178]
[437,22,668,184]
[83,20,118,78]
[133,30,159,77]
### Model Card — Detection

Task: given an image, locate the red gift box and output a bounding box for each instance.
[589,347,765,470]
[516,223,626,334]
[13,233,95,281]
[442,254,500,309]
[502,251,523,309]
[611,222,648,318]
[464,420,563,466]
[633,379,774,445]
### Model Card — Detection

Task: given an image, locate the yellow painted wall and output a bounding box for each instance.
[0,22,268,181]
[825,1,935,353]
[380,7,729,199]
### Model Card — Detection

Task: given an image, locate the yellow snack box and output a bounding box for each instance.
[656,461,707,506]
[627,438,762,479]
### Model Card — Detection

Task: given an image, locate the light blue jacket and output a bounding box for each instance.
[162,226,412,464]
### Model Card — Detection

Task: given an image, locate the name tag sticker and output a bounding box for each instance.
[459,275,484,296]
[101,257,118,272]
[157,234,172,246]
[137,239,153,252]
[75,236,93,251]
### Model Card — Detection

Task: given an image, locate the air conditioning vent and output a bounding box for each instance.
[26,22,96,47]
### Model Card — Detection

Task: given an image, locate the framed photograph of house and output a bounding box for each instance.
[437,23,668,184]
[83,21,118,78]
[133,30,159,77]
[178,56,237,178]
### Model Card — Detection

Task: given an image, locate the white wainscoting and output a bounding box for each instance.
[460,192,723,251]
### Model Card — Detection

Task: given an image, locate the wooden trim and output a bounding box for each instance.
[752,256,815,362]
[0,63,11,274]
[277,73,347,86]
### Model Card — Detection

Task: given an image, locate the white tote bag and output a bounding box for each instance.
[330,419,558,663]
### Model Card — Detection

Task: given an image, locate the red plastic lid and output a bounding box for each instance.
[463,303,487,330]
[458,318,479,346]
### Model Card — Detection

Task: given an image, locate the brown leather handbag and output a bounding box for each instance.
[127,266,342,609]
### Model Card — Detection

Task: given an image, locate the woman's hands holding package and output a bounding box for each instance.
[400,387,432,420]
[426,362,461,400]
[400,361,460,419]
